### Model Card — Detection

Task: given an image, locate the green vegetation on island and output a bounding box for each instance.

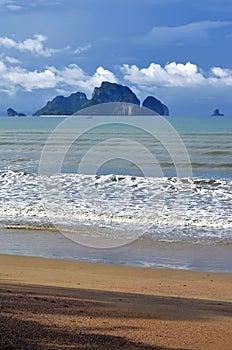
[33,82,169,116]
[33,92,88,116]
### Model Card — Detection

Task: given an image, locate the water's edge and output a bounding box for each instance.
[1,228,231,273]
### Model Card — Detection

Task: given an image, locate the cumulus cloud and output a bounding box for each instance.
[0,61,57,93]
[0,60,117,95]
[120,61,232,115]
[121,62,232,88]
[137,21,232,45]
[0,57,231,106]
[0,34,58,57]
[8,67,57,91]
[210,67,232,85]
[50,64,118,94]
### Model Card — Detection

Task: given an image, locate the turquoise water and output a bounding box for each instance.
[0,116,231,178]
[0,115,231,251]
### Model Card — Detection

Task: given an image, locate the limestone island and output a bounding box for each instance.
[34,82,169,116]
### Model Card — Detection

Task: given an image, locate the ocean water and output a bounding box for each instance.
[0,115,231,270]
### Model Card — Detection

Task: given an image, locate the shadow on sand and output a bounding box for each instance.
[0,283,231,350]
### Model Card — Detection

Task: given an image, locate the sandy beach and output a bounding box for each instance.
[0,254,232,349]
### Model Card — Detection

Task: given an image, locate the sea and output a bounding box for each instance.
[0,115,231,272]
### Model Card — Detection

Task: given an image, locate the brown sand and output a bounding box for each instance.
[0,254,232,350]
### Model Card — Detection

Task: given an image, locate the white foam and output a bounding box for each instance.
[0,171,231,242]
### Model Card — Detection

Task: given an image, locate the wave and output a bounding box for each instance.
[0,170,231,243]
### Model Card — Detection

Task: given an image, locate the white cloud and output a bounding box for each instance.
[8,67,57,91]
[210,67,232,86]
[29,0,61,8]
[120,61,232,116]
[137,21,232,45]
[0,60,118,95]
[121,62,204,87]
[0,61,57,93]
[121,62,232,88]
[0,0,22,10]
[0,57,231,111]
[5,56,21,64]
[0,0,61,11]
[0,34,58,57]
[74,43,91,55]
[50,64,118,94]
[6,4,21,10]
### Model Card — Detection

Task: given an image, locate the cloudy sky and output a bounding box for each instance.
[0,0,231,116]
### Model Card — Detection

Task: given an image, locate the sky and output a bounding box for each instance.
[0,0,231,116]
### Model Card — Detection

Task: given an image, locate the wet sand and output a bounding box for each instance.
[1,228,232,272]
[0,254,232,349]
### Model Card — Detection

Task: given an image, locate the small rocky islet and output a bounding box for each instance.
[211,108,224,117]
[7,108,26,117]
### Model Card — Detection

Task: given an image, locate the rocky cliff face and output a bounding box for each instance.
[78,82,141,115]
[34,82,169,116]
[34,92,88,116]
[161,104,169,116]
[91,82,140,105]
[142,96,169,116]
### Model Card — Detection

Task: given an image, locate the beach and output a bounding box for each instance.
[0,116,231,349]
[0,0,232,347]
[0,254,232,350]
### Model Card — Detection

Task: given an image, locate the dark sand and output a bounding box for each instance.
[0,254,232,349]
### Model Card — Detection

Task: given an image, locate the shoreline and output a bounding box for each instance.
[0,254,232,349]
[1,228,232,273]
[1,254,232,300]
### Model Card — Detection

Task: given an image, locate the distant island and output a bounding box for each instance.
[7,108,26,117]
[6,85,228,118]
[33,82,169,116]
[212,108,224,117]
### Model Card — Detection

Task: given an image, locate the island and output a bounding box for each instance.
[34,82,169,116]
[33,92,88,116]
[142,96,169,116]
[7,108,26,117]
[212,108,224,117]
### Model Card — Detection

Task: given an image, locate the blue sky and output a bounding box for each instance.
[0,0,231,116]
